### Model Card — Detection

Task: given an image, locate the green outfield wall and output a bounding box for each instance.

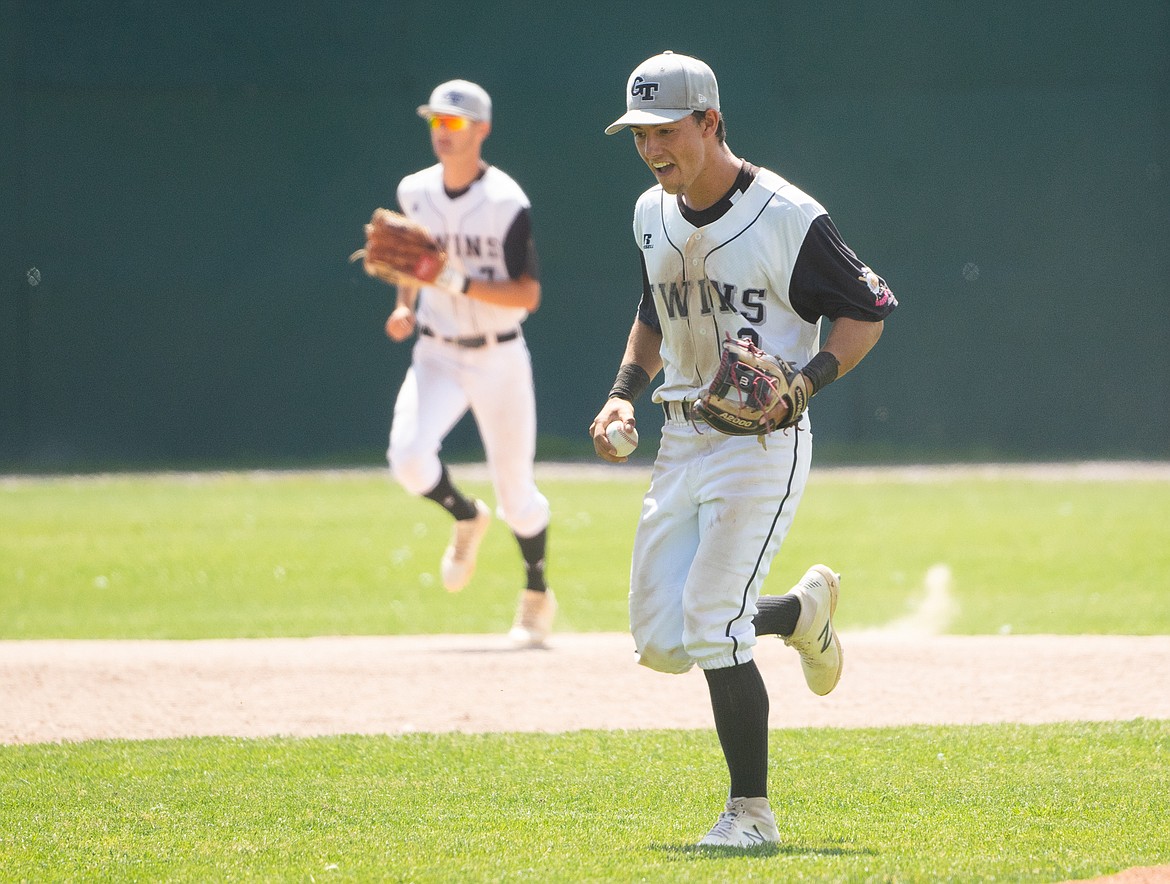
[2,1,1168,469]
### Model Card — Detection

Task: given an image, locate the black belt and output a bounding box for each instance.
[662,400,695,422]
[419,326,520,348]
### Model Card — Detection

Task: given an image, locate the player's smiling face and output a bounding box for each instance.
[630,114,715,198]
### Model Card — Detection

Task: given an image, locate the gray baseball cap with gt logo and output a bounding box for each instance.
[417,79,492,123]
[604,51,720,135]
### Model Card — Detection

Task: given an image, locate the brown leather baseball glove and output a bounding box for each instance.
[350,208,468,294]
[692,335,810,437]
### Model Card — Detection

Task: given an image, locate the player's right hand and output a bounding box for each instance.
[385,306,416,342]
[589,397,635,463]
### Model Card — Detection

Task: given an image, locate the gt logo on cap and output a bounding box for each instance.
[630,76,660,101]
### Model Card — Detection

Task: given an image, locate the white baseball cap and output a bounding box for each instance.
[416,79,492,123]
[604,51,720,135]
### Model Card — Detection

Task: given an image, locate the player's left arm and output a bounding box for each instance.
[765,213,897,426]
[821,316,884,378]
[464,274,540,311]
[762,317,884,428]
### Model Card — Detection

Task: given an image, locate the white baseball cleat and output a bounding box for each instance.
[698,797,781,847]
[440,499,491,592]
[509,588,557,648]
[783,564,843,696]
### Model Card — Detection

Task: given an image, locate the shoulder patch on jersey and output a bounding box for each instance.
[859,266,897,308]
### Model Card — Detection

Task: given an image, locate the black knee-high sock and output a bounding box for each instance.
[514,527,547,592]
[703,660,769,799]
[754,594,802,637]
[422,465,477,520]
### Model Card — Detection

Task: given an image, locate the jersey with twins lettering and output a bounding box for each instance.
[397,163,539,339]
[635,163,896,405]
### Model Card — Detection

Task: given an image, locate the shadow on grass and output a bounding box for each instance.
[652,842,876,860]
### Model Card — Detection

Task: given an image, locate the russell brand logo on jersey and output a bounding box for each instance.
[642,233,654,249]
[630,76,660,101]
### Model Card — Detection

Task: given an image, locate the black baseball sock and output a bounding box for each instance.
[515,527,548,592]
[704,660,769,799]
[422,465,478,521]
[753,594,802,638]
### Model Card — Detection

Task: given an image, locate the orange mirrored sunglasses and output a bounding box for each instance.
[428,115,470,131]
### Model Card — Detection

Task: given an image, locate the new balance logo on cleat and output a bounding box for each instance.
[743,826,768,845]
[783,564,844,696]
[698,797,781,847]
[819,620,833,653]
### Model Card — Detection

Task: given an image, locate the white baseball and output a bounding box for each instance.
[605,420,638,457]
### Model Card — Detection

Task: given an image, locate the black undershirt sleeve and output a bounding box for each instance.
[502,208,539,281]
[636,251,661,331]
[789,214,896,324]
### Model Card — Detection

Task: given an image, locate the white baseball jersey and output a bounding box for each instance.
[634,164,896,407]
[397,164,535,340]
[628,162,896,675]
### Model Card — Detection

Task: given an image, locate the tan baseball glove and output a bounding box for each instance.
[692,335,810,437]
[350,208,468,294]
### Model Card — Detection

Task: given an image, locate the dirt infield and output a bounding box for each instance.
[4,632,1169,745]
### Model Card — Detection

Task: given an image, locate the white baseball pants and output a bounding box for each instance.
[630,413,812,673]
[388,335,550,538]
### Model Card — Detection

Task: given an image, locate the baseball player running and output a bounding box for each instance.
[367,79,554,647]
[590,51,897,846]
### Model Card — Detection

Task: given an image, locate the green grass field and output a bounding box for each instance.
[2,466,1169,881]
[3,723,1167,882]
[3,467,1169,639]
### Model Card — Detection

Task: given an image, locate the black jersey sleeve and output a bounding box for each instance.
[503,207,540,280]
[789,214,897,324]
[636,251,661,332]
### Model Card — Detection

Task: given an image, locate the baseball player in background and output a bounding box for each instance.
[590,52,897,846]
[381,79,554,647]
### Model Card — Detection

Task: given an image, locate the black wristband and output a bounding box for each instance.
[608,363,651,402]
[800,351,840,396]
